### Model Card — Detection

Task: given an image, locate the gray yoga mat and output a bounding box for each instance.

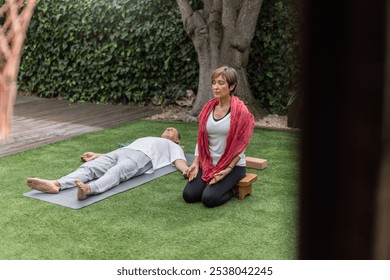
[23,153,194,209]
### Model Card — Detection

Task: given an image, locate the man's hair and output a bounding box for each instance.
[211,66,238,94]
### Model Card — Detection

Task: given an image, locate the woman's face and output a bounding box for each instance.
[212,74,235,100]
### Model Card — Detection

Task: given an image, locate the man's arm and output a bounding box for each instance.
[174,158,188,172]
[174,159,189,177]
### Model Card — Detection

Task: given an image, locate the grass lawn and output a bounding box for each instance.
[0,120,299,260]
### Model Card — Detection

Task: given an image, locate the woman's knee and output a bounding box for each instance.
[201,191,220,208]
[201,183,235,208]
[182,188,193,203]
[182,184,200,203]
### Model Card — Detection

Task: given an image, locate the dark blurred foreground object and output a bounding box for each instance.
[299,0,390,259]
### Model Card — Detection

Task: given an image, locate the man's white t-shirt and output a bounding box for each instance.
[124,137,186,173]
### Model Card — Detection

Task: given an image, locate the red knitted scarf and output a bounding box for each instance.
[197,96,255,183]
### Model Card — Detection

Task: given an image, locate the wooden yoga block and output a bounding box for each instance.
[246,157,267,170]
[236,173,258,200]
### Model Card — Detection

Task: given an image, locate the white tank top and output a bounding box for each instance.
[195,111,246,166]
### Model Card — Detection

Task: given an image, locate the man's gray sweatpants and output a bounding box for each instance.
[57,148,152,194]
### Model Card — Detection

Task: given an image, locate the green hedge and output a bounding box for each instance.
[18,0,300,114]
[249,0,301,113]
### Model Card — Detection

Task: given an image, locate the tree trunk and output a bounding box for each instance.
[177,0,263,117]
[0,0,37,141]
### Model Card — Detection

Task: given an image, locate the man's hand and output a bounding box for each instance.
[80,152,101,162]
[174,159,190,179]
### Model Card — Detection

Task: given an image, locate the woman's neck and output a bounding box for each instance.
[218,95,231,108]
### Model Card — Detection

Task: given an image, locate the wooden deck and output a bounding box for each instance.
[0,95,161,157]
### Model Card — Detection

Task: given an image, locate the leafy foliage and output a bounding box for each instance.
[18,0,300,113]
[249,0,301,113]
[19,0,198,104]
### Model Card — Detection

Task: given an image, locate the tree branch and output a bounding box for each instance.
[220,0,263,53]
[208,0,222,66]
[236,0,263,50]
[176,0,196,36]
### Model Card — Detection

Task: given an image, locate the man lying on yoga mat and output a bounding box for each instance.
[26,127,189,200]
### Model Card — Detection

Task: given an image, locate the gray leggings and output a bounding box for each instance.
[58,148,152,194]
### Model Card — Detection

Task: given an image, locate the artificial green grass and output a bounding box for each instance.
[0,120,299,260]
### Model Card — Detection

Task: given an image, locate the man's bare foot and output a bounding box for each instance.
[75,179,91,200]
[26,178,61,194]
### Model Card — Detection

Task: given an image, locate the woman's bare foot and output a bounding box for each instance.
[26,178,61,194]
[75,179,91,200]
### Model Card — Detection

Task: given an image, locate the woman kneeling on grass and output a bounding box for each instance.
[183,66,255,208]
